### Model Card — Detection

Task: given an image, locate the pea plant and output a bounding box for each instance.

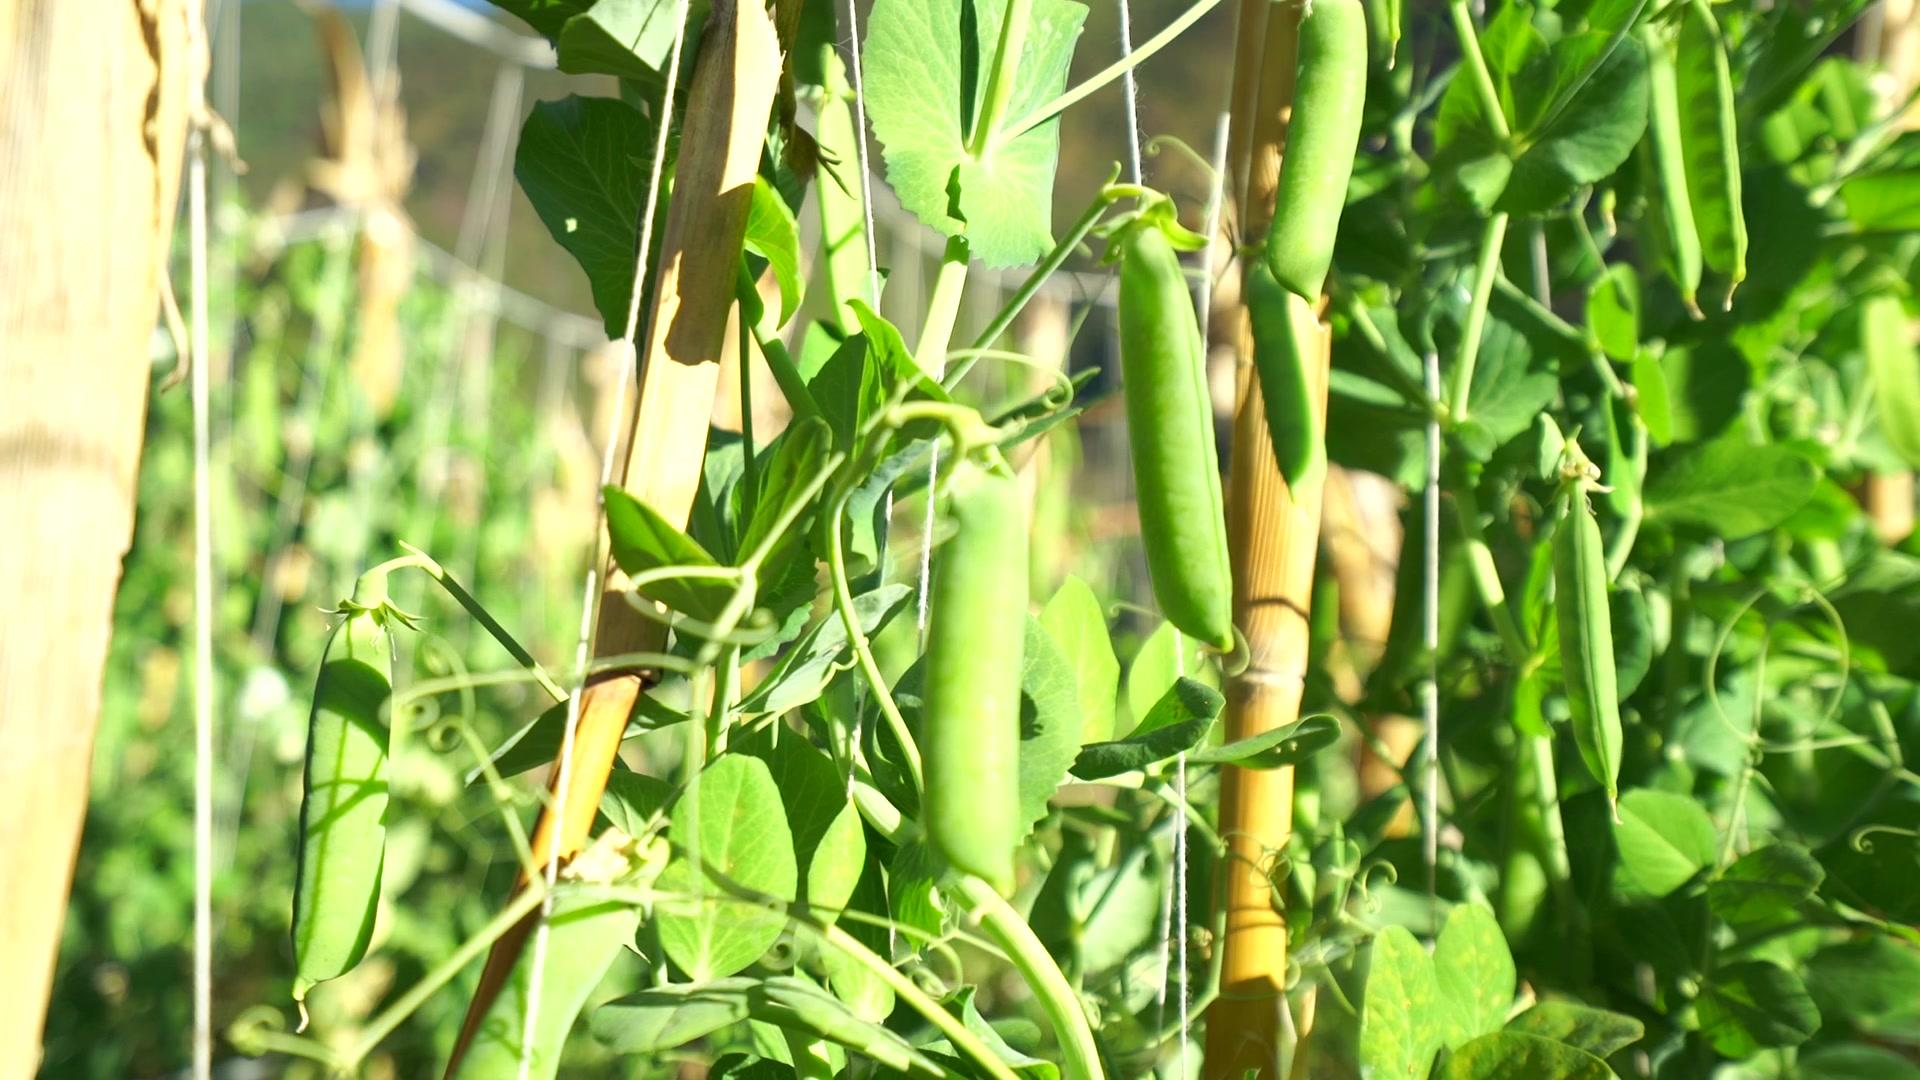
[235,0,1920,1077]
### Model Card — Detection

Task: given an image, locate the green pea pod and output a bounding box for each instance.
[451,887,643,1079]
[1675,0,1746,308]
[1263,0,1368,300]
[923,456,1028,893]
[1246,260,1325,495]
[291,573,395,1002]
[1117,221,1235,651]
[1553,488,1622,815]
[1642,24,1704,317]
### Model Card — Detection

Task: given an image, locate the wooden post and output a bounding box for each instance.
[0,0,195,1066]
[445,1,784,1070]
[1204,2,1332,1075]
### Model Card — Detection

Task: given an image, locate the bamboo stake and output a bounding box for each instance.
[1204,2,1333,1075]
[0,0,195,1065]
[1863,0,1918,544]
[445,1,783,1069]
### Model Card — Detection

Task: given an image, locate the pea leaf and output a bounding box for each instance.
[1125,620,1219,727]
[1500,35,1650,214]
[1631,350,1674,446]
[1041,576,1119,744]
[738,585,913,715]
[592,978,755,1053]
[1696,960,1822,1057]
[708,1054,799,1080]
[821,859,896,1021]
[1708,843,1823,929]
[602,772,674,838]
[1611,583,1653,700]
[604,487,733,620]
[657,755,798,980]
[1360,925,1446,1079]
[555,0,708,85]
[1435,903,1517,1045]
[1587,264,1640,361]
[1505,1002,1645,1057]
[1435,1031,1613,1079]
[1069,677,1223,780]
[1864,293,1920,468]
[487,0,591,39]
[1798,1045,1920,1080]
[1644,439,1819,538]
[1805,936,1920,1028]
[1187,714,1341,770]
[737,729,866,923]
[515,96,658,337]
[863,0,1087,267]
[1015,618,1084,840]
[1612,788,1719,896]
[743,176,803,330]
[1841,170,1920,232]
[749,976,937,1074]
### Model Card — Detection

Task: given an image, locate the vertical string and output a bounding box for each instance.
[1422,350,1442,905]
[843,0,883,308]
[519,3,691,1074]
[1117,0,1145,186]
[1113,0,1196,1066]
[188,0,215,1070]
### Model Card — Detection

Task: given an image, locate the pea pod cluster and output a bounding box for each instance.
[1642,1,1746,314]
[1263,0,1368,301]
[922,454,1028,894]
[1246,259,1325,495]
[291,572,398,1003]
[1553,480,1622,815]
[1115,213,1236,652]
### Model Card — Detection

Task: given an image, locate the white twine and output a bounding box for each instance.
[189,0,215,1071]
[517,2,691,1074]
[1422,350,1442,904]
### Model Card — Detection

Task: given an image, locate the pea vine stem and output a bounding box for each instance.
[1000,0,1231,145]
[340,882,549,1070]
[827,489,926,790]
[1448,212,1512,420]
[1448,0,1513,143]
[955,875,1107,1080]
[968,0,1036,160]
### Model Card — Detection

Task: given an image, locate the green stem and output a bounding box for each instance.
[968,0,1036,160]
[1448,212,1511,419]
[388,547,568,703]
[1451,485,1531,663]
[1001,0,1231,144]
[738,267,822,420]
[340,882,548,1068]
[828,497,925,791]
[1448,0,1513,142]
[1333,287,1440,414]
[785,1032,838,1080]
[952,180,1141,385]
[917,236,972,376]
[739,293,759,494]
[1529,735,1574,894]
[813,918,1021,1080]
[1605,420,1647,580]
[956,876,1106,1080]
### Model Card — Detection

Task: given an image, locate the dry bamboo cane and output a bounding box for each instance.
[1,1,195,1065]
[1203,2,1334,1075]
[1862,0,1919,544]
[445,2,783,1069]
